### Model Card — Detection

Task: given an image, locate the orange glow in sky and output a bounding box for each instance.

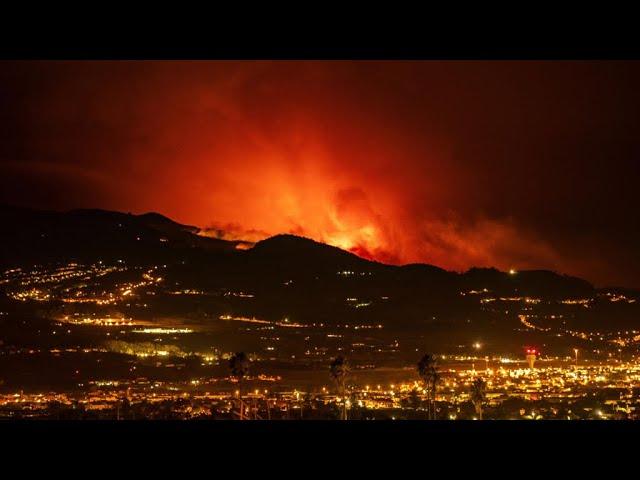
[2,61,640,285]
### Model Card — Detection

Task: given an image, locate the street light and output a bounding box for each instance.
[574,348,579,366]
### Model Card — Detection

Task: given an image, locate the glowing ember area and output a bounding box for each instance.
[3,61,640,285]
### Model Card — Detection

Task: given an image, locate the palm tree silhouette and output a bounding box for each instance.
[229,352,251,420]
[470,377,487,420]
[330,355,350,420]
[417,353,440,420]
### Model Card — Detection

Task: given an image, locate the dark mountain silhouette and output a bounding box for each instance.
[4,205,638,333]
[247,234,386,275]
[2,205,640,352]
[0,205,610,298]
[461,267,593,299]
[0,204,239,267]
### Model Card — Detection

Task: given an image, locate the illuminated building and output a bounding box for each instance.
[525,348,537,369]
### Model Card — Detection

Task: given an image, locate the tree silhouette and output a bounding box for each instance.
[470,377,487,420]
[417,353,440,420]
[229,352,251,420]
[330,356,350,420]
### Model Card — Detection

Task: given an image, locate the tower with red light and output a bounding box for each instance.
[525,347,538,369]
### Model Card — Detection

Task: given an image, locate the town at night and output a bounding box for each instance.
[2,232,640,421]
[2,59,640,424]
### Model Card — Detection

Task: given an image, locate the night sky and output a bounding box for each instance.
[1,61,639,287]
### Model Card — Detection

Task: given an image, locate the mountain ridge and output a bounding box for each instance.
[0,204,628,295]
